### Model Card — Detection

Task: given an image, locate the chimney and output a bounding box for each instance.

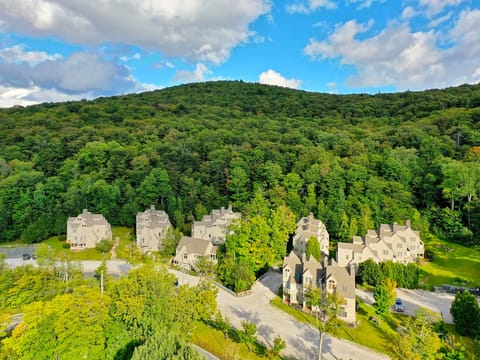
[406,219,411,228]
[150,205,155,210]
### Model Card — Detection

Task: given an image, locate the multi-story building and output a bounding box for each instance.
[136,205,171,253]
[67,209,112,250]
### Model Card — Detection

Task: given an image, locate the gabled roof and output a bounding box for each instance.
[177,236,216,256]
[325,265,355,299]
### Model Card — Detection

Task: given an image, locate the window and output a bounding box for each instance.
[210,254,216,261]
[328,279,336,290]
[383,250,388,256]
[397,243,403,248]
[345,254,349,260]
[183,253,188,260]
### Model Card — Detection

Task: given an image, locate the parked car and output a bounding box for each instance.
[394,298,404,312]
[22,253,31,260]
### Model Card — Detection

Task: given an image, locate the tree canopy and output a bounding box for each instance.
[1,80,480,246]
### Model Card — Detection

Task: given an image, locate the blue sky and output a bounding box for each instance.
[0,0,479,107]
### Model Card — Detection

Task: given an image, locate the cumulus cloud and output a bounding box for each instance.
[173,63,210,83]
[0,0,270,64]
[258,69,302,89]
[0,51,135,93]
[0,45,62,64]
[286,0,336,14]
[0,49,140,107]
[304,9,480,90]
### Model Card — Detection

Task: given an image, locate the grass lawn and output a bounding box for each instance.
[192,322,271,359]
[272,296,405,357]
[420,237,480,288]
[42,226,134,261]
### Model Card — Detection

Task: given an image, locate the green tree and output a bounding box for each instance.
[391,308,442,360]
[161,227,182,256]
[373,280,396,321]
[268,335,286,359]
[213,311,231,339]
[240,320,257,352]
[96,238,114,253]
[131,329,203,360]
[450,290,480,338]
[304,287,346,359]
[305,236,321,261]
[357,259,383,286]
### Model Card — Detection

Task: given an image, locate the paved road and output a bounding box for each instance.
[356,288,457,323]
[172,270,389,360]
[5,258,132,275]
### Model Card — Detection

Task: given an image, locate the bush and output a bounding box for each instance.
[95,239,114,253]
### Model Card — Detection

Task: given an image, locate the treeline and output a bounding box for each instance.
[1,81,480,245]
[357,259,420,289]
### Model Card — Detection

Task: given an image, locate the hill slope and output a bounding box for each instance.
[0,81,480,245]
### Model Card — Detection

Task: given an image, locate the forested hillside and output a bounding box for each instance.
[1,80,480,245]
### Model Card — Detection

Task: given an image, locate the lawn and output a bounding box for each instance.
[192,322,271,359]
[420,237,480,288]
[271,296,404,357]
[42,226,134,261]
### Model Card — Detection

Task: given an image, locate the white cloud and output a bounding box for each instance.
[0,0,270,65]
[0,50,139,106]
[304,9,480,90]
[347,0,385,10]
[173,63,210,83]
[286,0,336,14]
[428,11,452,28]
[0,84,93,107]
[418,0,464,17]
[258,69,302,89]
[401,6,419,20]
[0,45,62,64]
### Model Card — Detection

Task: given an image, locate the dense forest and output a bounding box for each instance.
[1,80,480,247]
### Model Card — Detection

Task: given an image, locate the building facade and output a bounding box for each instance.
[192,205,241,245]
[136,205,171,253]
[173,236,218,271]
[282,251,356,324]
[67,209,112,250]
[292,213,329,256]
[336,220,424,268]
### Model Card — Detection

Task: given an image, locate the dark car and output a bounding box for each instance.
[394,298,404,312]
[22,253,31,260]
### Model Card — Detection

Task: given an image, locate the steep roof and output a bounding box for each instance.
[177,236,216,255]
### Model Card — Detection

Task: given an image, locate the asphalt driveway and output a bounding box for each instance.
[172,270,389,360]
[356,288,456,323]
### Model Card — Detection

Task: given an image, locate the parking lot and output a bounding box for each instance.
[0,245,39,259]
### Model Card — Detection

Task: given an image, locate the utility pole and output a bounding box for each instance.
[100,270,104,296]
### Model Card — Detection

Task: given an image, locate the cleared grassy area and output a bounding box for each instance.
[420,237,480,288]
[192,322,270,360]
[42,226,134,261]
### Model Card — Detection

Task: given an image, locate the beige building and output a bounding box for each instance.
[67,209,112,250]
[282,252,356,324]
[292,213,329,256]
[337,220,424,268]
[173,236,218,271]
[136,206,171,253]
[192,205,241,245]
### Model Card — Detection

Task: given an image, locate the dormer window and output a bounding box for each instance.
[327,279,336,290]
